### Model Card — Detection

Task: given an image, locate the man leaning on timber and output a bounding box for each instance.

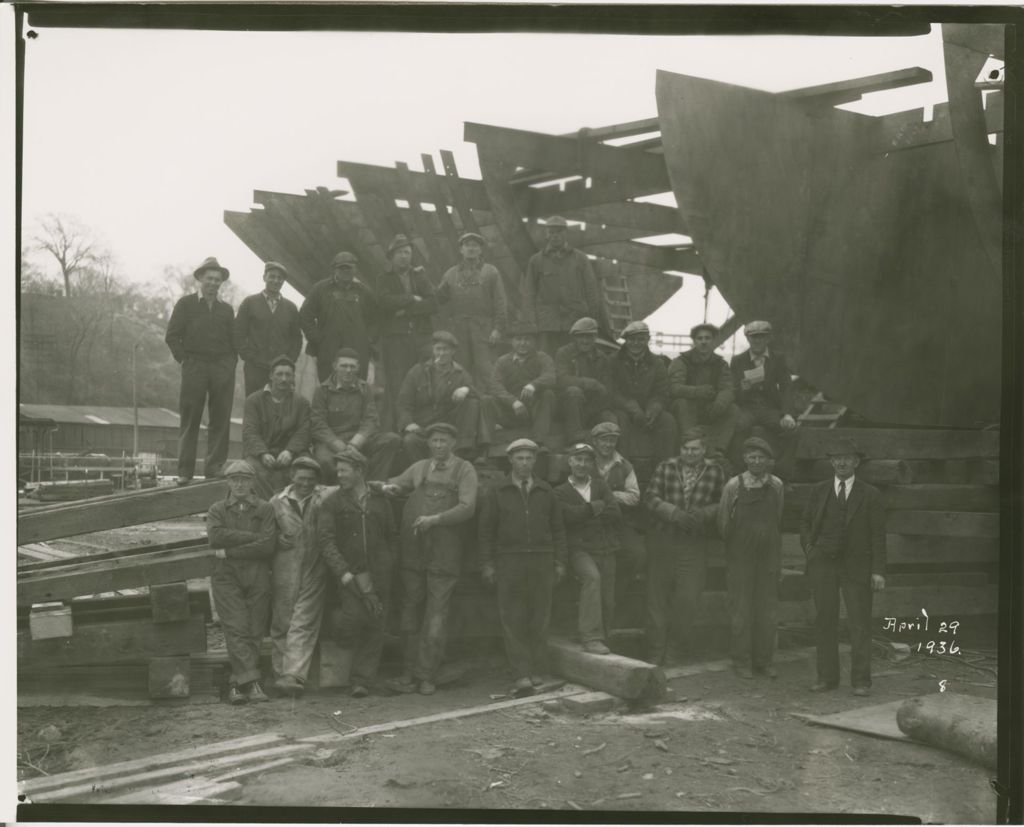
[206,460,277,705]
[555,316,617,439]
[234,261,303,397]
[242,355,312,499]
[668,322,738,457]
[378,422,479,696]
[310,348,400,483]
[800,437,886,697]
[164,256,236,485]
[270,456,334,698]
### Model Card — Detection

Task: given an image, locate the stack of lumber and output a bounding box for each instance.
[31,479,116,502]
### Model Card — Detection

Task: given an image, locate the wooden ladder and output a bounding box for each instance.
[599,261,633,337]
[797,392,848,428]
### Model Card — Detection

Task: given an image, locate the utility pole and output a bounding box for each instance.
[132,343,140,489]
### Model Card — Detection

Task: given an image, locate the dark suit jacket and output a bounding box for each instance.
[799,479,887,576]
[730,349,793,413]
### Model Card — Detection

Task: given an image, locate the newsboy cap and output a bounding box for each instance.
[542,216,569,228]
[826,436,866,459]
[225,459,255,477]
[742,437,774,458]
[506,438,540,455]
[193,256,230,281]
[744,320,772,336]
[387,234,414,256]
[570,317,599,336]
[263,261,288,278]
[507,319,539,337]
[290,456,322,475]
[333,445,368,469]
[458,231,485,246]
[621,321,651,338]
[690,322,718,339]
[333,348,361,363]
[591,421,621,439]
[332,251,358,267]
[424,421,459,438]
[270,355,296,372]
[567,442,596,457]
[432,330,459,348]
[680,427,708,445]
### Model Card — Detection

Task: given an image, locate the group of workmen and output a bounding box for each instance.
[167,217,887,704]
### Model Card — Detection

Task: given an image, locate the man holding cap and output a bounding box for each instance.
[609,321,677,465]
[524,216,613,355]
[318,445,399,697]
[376,234,438,425]
[269,456,334,696]
[800,437,887,696]
[483,320,557,446]
[555,442,622,655]
[478,438,567,695]
[299,251,378,381]
[668,322,738,456]
[165,256,237,484]
[234,261,303,397]
[206,460,277,705]
[396,330,491,463]
[436,232,508,388]
[718,437,785,679]
[378,421,479,695]
[555,317,617,438]
[310,348,401,483]
[242,355,312,498]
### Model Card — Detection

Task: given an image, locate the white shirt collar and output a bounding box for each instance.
[834,475,855,498]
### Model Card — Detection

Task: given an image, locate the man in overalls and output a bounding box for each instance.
[717,437,785,679]
[436,232,508,388]
[378,421,479,695]
[269,456,335,698]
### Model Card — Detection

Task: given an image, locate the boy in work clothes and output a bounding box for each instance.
[206,460,278,704]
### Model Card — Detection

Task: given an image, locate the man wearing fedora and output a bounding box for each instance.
[299,251,378,382]
[234,261,303,397]
[376,234,438,426]
[668,322,738,456]
[524,216,614,356]
[165,256,237,484]
[483,320,557,446]
[555,317,617,439]
[436,232,508,388]
[800,437,887,696]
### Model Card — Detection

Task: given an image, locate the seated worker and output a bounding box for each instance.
[730,320,798,477]
[241,355,312,499]
[318,446,399,698]
[668,322,738,457]
[395,330,491,464]
[310,348,401,483]
[608,321,676,466]
[554,316,617,440]
[555,442,622,655]
[206,460,277,705]
[482,320,556,447]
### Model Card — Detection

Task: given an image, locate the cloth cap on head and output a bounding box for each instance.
[543,216,569,228]
[269,355,295,372]
[332,251,358,267]
[387,234,414,256]
[225,459,255,477]
[680,427,708,445]
[458,231,485,246]
[567,442,596,457]
[424,421,459,438]
[621,321,651,338]
[570,317,599,336]
[506,438,540,455]
[333,347,360,363]
[690,322,718,339]
[826,436,866,459]
[290,456,322,475]
[263,261,288,278]
[432,330,459,348]
[590,421,621,439]
[742,437,774,458]
[193,256,230,281]
[744,320,772,336]
[333,445,367,469]
[507,319,539,337]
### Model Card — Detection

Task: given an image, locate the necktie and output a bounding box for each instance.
[521,480,530,501]
[838,479,846,501]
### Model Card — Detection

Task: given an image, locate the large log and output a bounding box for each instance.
[546,637,666,701]
[896,693,997,769]
[795,429,1000,461]
[885,511,998,539]
[785,483,998,514]
[780,533,999,567]
[791,459,911,484]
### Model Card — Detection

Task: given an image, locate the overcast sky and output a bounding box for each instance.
[20,23,951,340]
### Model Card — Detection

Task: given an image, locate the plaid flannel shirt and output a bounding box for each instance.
[644,457,725,535]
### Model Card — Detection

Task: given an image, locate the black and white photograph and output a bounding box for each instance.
[10,4,1021,823]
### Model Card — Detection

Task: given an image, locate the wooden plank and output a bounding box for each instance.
[29,603,73,640]
[791,459,912,484]
[577,240,701,274]
[396,160,449,270]
[780,533,999,566]
[224,209,320,297]
[439,149,483,235]
[420,153,463,264]
[19,537,206,574]
[105,780,242,805]
[786,483,998,513]
[303,187,385,277]
[17,480,222,544]
[150,582,191,623]
[18,547,216,605]
[885,572,990,588]
[905,459,999,485]
[546,637,666,701]
[885,510,998,539]
[795,428,999,461]
[18,614,207,668]
[339,159,491,212]
[562,201,682,235]
[787,66,933,106]
[475,142,537,279]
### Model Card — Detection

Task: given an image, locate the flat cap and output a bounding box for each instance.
[333,347,360,363]
[506,438,540,455]
[331,251,358,267]
[193,256,230,281]
[225,459,255,477]
[590,421,621,439]
[333,445,368,468]
[387,234,414,256]
[458,231,485,246]
[542,216,569,228]
[507,319,539,337]
[290,456,322,475]
[424,421,459,438]
[570,317,599,336]
[567,442,596,457]
[263,261,288,277]
[621,320,651,338]
[744,320,772,336]
[270,354,295,371]
[680,427,708,445]
[826,436,866,458]
[742,437,774,458]
[432,330,459,348]
[690,322,718,339]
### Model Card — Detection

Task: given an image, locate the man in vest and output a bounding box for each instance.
[555,317,617,440]
[234,261,303,397]
[668,322,738,456]
[483,320,557,446]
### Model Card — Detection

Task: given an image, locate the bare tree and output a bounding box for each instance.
[31,213,102,298]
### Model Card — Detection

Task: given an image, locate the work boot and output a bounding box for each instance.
[852,686,871,697]
[809,682,837,692]
[351,684,370,698]
[176,476,192,487]
[274,675,304,698]
[246,680,270,702]
[418,680,436,696]
[529,675,545,687]
[583,640,611,655]
[383,674,417,694]
[228,684,248,705]
[512,677,535,697]
[756,665,778,679]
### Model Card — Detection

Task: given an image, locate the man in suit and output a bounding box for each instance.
[234,261,303,396]
[799,436,887,696]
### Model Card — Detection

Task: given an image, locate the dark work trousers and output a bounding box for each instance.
[735,404,797,479]
[399,568,458,681]
[449,315,495,390]
[646,527,708,663]
[618,412,677,466]
[245,454,291,501]
[313,432,401,484]
[809,555,874,688]
[483,389,556,444]
[725,482,781,670]
[560,386,617,441]
[382,333,431,430]
[243,361,270,398]
[402,397,491,461]
[572,550,616,644]
[178,355,236,479]
[673,398,739,455]
[328,579,392,685]
[496,553,556,678]
[211,558,271,686]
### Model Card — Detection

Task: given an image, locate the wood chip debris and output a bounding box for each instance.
[616,791,642,800]
[581,742,607,756]
[486,780,506,791]
[653,738,669,752]
[567,800,583,810]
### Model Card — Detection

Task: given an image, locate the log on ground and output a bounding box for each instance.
[896,693,997,769]
[546,637,666,701]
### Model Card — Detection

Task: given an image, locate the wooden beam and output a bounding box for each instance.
[439,149,483,235]
[224,210,317,297]
[791,458,912,485]
[303,187,386,277]
[396,161,449,270]
[546,637,666,701]
[795,428,999,461]
[786,66,933,106]
[475,141,536,287]
[420,153,463,270]
[903,459,998,485]
[886,510,998,539]
[17,481,223,544]
[150,582,191,623]
[562,201,683,235]
[577,240,702,274]
[780,533,999,566]
[253,190,334,275]
[786,483,998,513]
[876,98,1003,152]
[338,159,491,212]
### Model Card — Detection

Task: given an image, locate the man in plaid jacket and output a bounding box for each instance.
[643,427,726,665]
